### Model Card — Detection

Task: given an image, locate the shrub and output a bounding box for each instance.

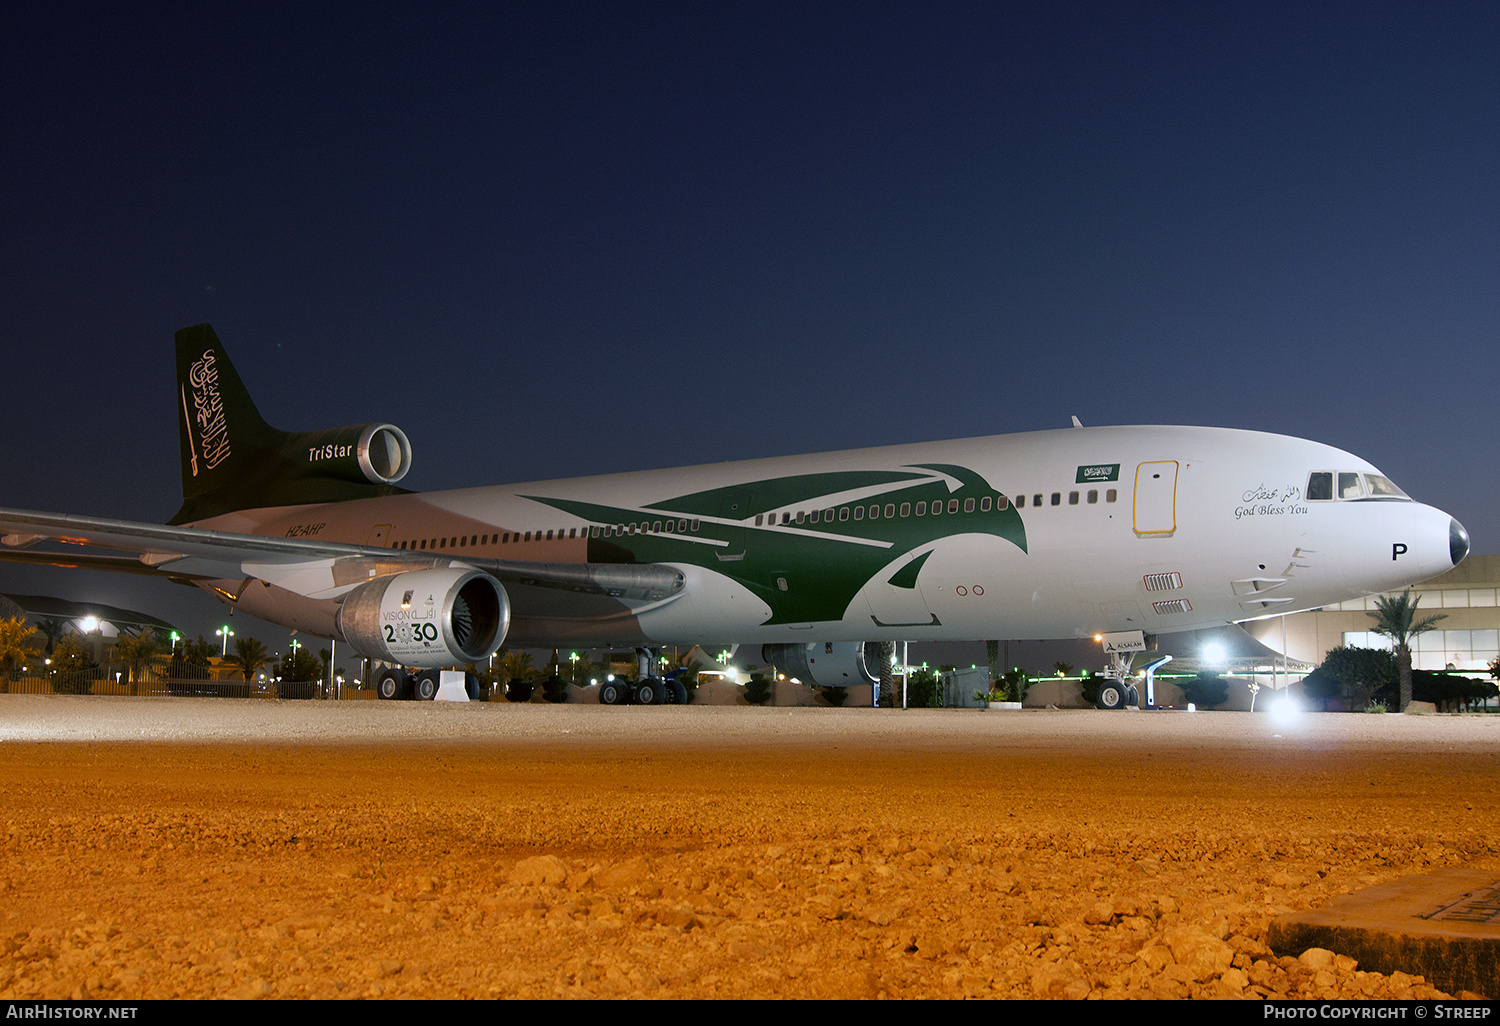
[1179,672,1230,709]
[743,673,772,706]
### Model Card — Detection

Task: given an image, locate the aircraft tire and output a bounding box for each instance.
[635,677,662,706]
[669,680,688,705]
[414,670,440,701]
[1125,685,1140,708]
[1096,682,1125,710]
[598,680,627,705]
[376,668,410,701]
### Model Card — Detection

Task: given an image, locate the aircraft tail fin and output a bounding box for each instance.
[169,324,412,524]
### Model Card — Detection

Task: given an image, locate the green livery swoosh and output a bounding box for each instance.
[522,464,1026,625]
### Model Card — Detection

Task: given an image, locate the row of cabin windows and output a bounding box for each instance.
[755,496,987,525]
[752,488,1120,526]
[1015,489,1119,508]
[392,519,703,550]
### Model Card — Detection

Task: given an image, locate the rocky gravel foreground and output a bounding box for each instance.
[1,696,1497,999]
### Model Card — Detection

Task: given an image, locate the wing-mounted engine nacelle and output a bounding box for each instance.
[293,423,412,486]
[338,568,508,668]
[762,642,880,688]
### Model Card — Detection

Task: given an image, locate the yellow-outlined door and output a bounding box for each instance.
[1133,462,1179,534]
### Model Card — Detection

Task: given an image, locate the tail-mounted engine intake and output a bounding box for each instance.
[338,568,508,668]
[297,423,412,485]
[762,642,880,688]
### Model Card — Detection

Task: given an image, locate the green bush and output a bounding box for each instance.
[1178,672,1229,709]
[905,668,940,708]
[743,673,772,706]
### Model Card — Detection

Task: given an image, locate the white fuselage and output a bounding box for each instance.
[212,425,1462,649]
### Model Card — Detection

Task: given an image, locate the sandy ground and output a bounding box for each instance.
[1,695,1497,1000]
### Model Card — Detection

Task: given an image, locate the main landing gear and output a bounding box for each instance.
[375,666,480,701]
[597,647,689,706]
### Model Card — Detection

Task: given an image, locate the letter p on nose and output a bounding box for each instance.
[1392,543,1408,561]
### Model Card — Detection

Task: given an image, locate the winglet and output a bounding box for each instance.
[1071,415,1084,428]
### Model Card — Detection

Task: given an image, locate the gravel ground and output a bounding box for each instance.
[1,695,1497,1000]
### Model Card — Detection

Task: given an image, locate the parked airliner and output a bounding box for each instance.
[0,325,1468,701]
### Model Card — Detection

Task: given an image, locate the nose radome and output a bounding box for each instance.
[1451,518,1470,567]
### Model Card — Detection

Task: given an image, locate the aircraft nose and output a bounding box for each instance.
[1451,517,1470,567]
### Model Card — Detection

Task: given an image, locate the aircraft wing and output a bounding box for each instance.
[0,507,683,602]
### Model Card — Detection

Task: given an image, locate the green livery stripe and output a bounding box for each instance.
[522,463,1026,626]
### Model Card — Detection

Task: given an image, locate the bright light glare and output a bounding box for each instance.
[1270,694,1300,724]
[1203,642,1227,666]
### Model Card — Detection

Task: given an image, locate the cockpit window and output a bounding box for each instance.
[1308,470,1410,502]
[1364,474,1409,499]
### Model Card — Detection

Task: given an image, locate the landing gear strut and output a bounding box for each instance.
[633,646,666,705]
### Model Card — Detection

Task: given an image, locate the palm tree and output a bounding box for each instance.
[34,617,71,656]
[1369,591,1446,712]
[495,650,535,685]
[227,637,270,682]
[877,641,895,707]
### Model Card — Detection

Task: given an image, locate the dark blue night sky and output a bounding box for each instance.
[3,3,1496,653]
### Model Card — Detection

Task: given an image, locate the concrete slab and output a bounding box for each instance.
[1269,868,1500,998]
